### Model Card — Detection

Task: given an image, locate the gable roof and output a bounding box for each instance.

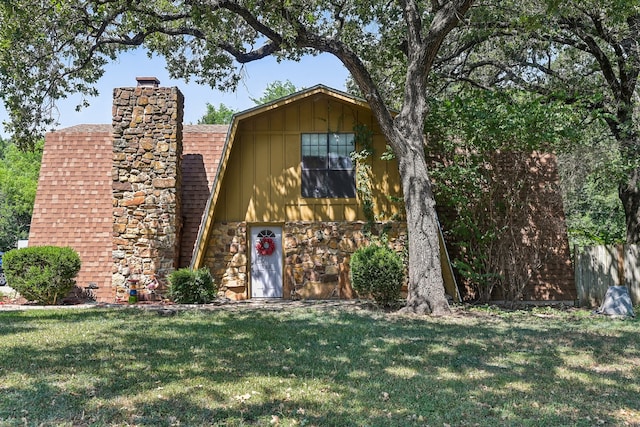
[190,84,372,268]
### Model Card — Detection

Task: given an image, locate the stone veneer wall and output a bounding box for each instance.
[203,221,407,300]
[206,222,249,299]
[111,85,184,299]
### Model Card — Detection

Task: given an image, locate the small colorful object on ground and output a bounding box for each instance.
[128,278,139,304]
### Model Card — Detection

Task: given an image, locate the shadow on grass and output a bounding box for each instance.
[0,308,638,426]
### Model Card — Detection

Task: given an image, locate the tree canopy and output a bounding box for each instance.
[444,0,640,243]
[423,88,583,301]
[198,102,236,125]
[250,80,299,105]
[0,138,42,251]
[197,80,299,124]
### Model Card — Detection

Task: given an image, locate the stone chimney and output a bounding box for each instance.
[112,78,184,296]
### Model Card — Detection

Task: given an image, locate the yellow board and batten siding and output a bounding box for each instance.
[213,94,402,223]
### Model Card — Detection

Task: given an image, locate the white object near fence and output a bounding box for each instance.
[594,286,635,317]
[575,245,640,307]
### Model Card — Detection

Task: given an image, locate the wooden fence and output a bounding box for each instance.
[575,245,640,307]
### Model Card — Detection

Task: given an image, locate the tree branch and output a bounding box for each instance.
[401,0,424,47]
[559,16,622,99]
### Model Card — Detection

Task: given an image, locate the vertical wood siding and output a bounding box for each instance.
[213,94,402,223]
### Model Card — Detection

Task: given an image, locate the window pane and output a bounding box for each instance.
[326,170,356,198]
[328,133,354,170]
[302,169,328,198]
[302,134,327,169]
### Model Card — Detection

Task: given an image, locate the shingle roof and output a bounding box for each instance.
[29,124,228,301]
[179,125,228,267]
[29,128,114,301]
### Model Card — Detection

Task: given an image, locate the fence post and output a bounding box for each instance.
[575,245,586,307]
[624,245,640,305]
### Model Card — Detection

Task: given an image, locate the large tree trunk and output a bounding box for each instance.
[619,166,640,243]
[392,121,451,316]
[327,1,472,315]
[611,114,640,244]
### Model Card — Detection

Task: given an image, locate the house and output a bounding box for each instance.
[28,78,576,303]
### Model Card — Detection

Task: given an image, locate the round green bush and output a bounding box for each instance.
[168,267,217,304]
[350,243,404,306]
[2,246,81,304]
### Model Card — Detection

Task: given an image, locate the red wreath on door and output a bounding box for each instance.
[256,237,276,256]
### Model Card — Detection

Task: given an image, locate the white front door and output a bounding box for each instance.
[250,226,283,298]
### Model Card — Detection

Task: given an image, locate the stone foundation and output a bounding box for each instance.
[203,221,407,300]
[204,222,249,300]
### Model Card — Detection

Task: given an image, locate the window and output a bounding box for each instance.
[257,229,276,239]
[301,133,356,198]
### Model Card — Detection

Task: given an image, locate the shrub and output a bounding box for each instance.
[350,243,404,306]
[3,246,81,304]
[168,267,217,304]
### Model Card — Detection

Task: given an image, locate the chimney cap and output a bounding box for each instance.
[136,76,160,87]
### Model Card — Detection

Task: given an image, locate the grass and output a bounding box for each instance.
[0,304,638,426]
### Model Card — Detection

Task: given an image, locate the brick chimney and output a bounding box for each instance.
[111,78,184,297]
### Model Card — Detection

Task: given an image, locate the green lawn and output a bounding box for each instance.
[0,304,638,426]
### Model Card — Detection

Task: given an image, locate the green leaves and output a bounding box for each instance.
[250,80,299,105]
[2,245,81,304]
[198,102,236,124]
[0,138,42,251]
[424,88,584,301]
[168,267,217,304]
[351,124,376,228]
[425,88,581,153]
[557,128,626,247]
[0,0,108,150]
[350,243,404,306]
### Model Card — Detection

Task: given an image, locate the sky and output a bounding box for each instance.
[0,49,351,137]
